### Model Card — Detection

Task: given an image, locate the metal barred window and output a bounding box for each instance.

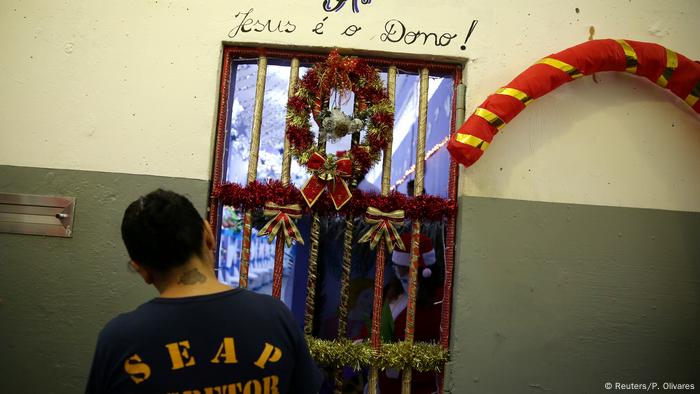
[209,46,463,394]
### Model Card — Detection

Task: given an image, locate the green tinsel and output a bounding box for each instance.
[307,337,449,372]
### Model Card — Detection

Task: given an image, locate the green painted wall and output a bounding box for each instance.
[1,165,698,393]
[0,165,209,393]
[446,196,700,393]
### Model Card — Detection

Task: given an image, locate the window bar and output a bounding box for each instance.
[401,67,430,394]
[334,216,354,394]
[303,94,330,337]
[222,46,458,74]
[271,58,300,299]
[367,65,397,394]
[440,80,465,348]
[304,216,321,336]
[334,82,367,394]
[238,56,268,289]
[208,50,235,233]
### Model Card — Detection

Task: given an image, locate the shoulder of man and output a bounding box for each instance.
[97,302,153,346]
[235,289,298,327]
[231,288,290,311]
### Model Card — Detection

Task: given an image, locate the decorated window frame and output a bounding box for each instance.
[208,45,463,393]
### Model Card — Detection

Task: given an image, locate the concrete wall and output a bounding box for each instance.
[1,0,698,392]
[0,166,209,393]
[447,196,699,393]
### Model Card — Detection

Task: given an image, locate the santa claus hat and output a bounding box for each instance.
[391,233,436,278]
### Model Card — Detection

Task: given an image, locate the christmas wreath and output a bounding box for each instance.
[286,50,394,209]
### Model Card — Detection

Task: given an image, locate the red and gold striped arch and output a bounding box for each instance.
[447,39,700,168]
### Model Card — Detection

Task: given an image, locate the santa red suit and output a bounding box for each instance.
[379,233,442,394]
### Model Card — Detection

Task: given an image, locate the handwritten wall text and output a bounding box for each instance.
[228,7,478,51]
[229,8,296,38]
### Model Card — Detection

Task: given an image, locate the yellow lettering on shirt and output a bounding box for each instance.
[165,340,197,370]
[253,343,282,369]
[227,382,243,394]
[204,386,229,394]
[243,379,262,394]
[123,354,151,384]
[177,377,278,394]
[262,375,280,394]
[210,337,238,364]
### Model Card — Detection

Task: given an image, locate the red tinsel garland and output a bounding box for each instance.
[213,181,457,221]
[213,180,303,210]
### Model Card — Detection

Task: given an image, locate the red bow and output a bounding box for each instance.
[258,202,304,247]
[358,207,405,252]
[301,152,353,210]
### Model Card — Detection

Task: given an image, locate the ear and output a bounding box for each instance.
[129,260,154,285]
[203,219,216,251]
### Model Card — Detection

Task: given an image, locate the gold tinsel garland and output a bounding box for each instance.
[307,337,449,372]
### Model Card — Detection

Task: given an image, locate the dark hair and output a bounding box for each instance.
[121,189,204,272]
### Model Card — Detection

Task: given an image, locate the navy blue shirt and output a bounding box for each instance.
[86,288,322,393]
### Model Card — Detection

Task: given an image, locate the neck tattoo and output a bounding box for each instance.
[177,268,207,285]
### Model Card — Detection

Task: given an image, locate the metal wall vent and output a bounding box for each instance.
[0,193,76,237]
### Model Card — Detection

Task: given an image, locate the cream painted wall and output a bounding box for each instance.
[1,0,698,211]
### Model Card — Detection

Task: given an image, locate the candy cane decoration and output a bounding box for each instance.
[448,39,700,168]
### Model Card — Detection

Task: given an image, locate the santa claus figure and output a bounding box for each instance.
[379,232,443,394]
